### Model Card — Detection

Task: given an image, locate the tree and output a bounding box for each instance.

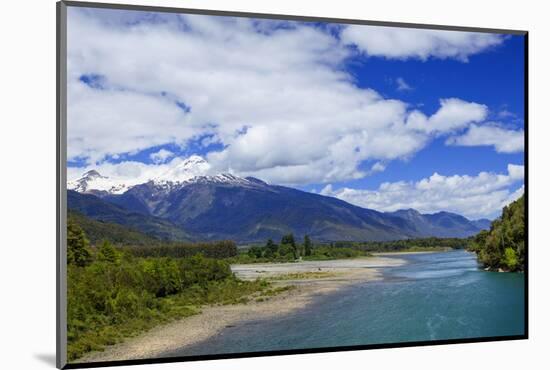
[67,220,92,267]
[281,233,298,259]
[304,235,312,257]
[264,239,278,258]
[503,247,519,271]
[247,246,263,259]
[469,195,525,272]
[468,229,489,253]
[97,240,120,263]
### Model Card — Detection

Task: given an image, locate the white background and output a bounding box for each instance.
[1,0,548,369]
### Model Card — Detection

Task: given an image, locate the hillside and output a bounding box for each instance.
[468,195,525,272]
[68,210,159,246]
[67,190,191,241]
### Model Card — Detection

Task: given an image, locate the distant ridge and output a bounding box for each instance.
[68,169,491,243]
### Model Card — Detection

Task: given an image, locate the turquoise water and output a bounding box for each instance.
[165,250,525,357]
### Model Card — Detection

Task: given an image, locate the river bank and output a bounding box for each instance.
[77,256,405,363]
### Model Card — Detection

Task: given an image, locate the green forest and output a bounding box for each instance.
[231,235,469,264]
[323,237,468,252]
[230,234,369,263]
[468,195,525,272]
[66,220,280,362]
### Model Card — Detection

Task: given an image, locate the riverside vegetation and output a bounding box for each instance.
[66,210,493,361]
[468,195,525,272]
[230,235,468,264]
[66,219,277,361]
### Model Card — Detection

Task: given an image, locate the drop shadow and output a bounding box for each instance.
[34,353,57,367]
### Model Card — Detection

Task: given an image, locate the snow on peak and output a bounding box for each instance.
[68,170,130,195]
[150,173,259,192]
[191,173,252,185]
[153,155,211,184]
[67,156,266,195]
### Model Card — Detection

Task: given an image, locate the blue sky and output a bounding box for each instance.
[66,7,525,219]
[305,34,525,191]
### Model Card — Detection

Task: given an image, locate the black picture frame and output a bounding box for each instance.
[56,1,529,368]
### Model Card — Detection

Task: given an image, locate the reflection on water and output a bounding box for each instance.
[165,250,525,357]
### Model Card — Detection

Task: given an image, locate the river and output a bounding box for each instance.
[165,250,525,357]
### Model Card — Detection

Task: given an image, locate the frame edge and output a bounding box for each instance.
[57,1,68,368]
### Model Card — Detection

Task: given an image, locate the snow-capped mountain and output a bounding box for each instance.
[67,170,130,195]
[67,155,491,243]
[67,155,259,195]
[153,155,211,184]
[150,173,263,192]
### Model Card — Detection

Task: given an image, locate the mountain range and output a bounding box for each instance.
[68,157,491,243]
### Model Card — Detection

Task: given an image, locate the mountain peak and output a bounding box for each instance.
[196,173,251,185]
[390,208,422,217]
[68,170,128,195]
[83,169,102,178]
[245,176,268,185]
[154,155,210,183]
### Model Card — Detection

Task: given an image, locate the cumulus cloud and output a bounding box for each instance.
[320,164,524,219]
[445,124,524,153]
[406,98,488,134]
[341,25,504,61]
[66,8,506,185]
[498,109,517,119]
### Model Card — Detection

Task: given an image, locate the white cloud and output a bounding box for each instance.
[320,164,524,219]
[498,109,516,119]
[371,162,386,173]
[341,25,504,61]
[445,124,524,153]
[150,149,175,164]
[66,9,505,186]
[406,98,488,134]
[396,77,413,91]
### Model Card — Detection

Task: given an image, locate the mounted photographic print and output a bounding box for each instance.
[56,1,528,368]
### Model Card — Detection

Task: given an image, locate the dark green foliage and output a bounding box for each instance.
[281,233,296,246]
[70,211,238,260]
[128,240,238,259]
[67,227,264,362]
[67,251,262,361]
[247,246,263,259]
[468,195,525,272]
[68,211,158,246]
[306,246,364,260]
[281,233,298,259]
[67,220,92,267]
[332,237,469,252]
[278,243,296,259]
[97,240,120,263]
[264,239,277,258]
[304,235,312,256]
[232,236,470,263]
[468,229,489,254]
